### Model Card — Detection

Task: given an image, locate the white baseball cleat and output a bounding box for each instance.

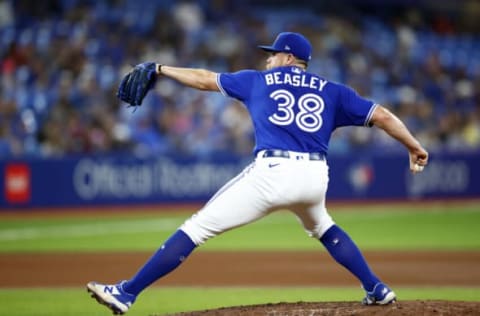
[87,281,136,315]
[362,282,396,305]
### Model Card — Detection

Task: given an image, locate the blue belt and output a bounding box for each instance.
[262,150,326,161]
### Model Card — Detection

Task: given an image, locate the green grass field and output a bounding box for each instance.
[0,201,479,315]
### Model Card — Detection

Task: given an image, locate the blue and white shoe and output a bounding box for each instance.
[362,282,396,305]
[87,281,136,315]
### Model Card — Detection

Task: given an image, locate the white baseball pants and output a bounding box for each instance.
[181,150,335,245]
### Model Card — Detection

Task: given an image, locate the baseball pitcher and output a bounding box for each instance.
[87,32,429,315]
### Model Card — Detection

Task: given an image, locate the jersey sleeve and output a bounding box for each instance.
[217,70,258,102]
[335,84,377,127]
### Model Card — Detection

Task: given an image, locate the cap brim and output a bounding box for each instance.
[258,45,281,53]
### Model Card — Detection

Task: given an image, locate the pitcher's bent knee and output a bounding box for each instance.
[306,220,335,239]
[180,216,219,246]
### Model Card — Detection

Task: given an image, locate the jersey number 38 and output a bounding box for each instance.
[268,89,325,133]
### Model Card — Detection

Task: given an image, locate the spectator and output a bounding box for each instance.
[0,1,478,159]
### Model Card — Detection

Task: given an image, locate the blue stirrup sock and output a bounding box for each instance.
[320,225,380,292]
[123,229,197,296]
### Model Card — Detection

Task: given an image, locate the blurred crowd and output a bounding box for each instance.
[1,0,479,159]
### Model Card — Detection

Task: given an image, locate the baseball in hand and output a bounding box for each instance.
[413,164,424,172]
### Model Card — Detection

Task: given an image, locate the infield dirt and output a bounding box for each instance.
[1,250,479,287]
[167,301,480,316]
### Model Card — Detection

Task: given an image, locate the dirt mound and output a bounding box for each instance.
[166,301,480,316]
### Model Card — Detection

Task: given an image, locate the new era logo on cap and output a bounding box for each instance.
[258,32,312,62]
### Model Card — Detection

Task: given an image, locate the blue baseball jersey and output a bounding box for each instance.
[217,66,377,155]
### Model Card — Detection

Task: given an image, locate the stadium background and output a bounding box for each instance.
[0,1,479,315]
[1,0,479,208]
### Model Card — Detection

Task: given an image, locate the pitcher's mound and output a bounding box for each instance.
[166,300,480,315]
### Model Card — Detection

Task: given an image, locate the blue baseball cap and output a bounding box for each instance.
[258,32,312,62]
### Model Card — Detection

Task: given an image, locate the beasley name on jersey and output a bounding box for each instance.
[264,67,328,92]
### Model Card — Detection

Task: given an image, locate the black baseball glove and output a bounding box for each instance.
[117,62,158,107]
